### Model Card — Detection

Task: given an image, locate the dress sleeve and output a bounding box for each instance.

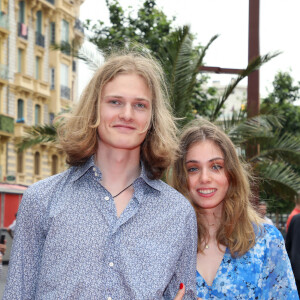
[3,187,47,300]
[260,225,299,299]
[163,209,198,300]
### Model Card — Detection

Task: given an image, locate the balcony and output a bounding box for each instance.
[60,85,70,100]
[15,73,34,91]
[46,0,55,4]
[74,19,84,34]
[33,80,50,98]
[0,64,8,82]
[18,22,28,40]
[0,114,14,136]
[0,12,9,31]
[36,31,45,47]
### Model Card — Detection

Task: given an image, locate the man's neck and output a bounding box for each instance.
[94,142,141,191]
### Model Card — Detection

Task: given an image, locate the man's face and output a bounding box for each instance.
[258,205,267,217]
[97,73,152,151]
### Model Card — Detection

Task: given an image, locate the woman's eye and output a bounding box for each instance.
[187,167,198,173]
[212,164,222,171]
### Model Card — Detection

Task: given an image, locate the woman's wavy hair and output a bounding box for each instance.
[58,50,178,179]
[168,119,262,257]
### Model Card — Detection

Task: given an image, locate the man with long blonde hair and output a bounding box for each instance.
[4,51,197,299]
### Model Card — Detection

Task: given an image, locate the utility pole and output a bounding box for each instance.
[248,0,260,118]
[199,0,260,119]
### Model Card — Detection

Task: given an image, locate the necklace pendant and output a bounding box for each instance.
[205,244,209,249]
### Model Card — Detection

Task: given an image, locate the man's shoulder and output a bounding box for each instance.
[24,168,72,199]
[155,180,194,211]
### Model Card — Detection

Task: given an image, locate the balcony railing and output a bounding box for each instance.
[46,0,55,4]
[0,12,9,30]
[18,22,28,40]
[74,19,84,34]
[60,85,70,100]
[36,31,45,47]
[0,114,14,134]
[0,64,8,81]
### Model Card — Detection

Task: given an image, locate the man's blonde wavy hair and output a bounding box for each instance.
[168,119,263,257]
[58,51,178,179]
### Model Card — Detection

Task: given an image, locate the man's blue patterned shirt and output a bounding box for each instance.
[4,157,197,299]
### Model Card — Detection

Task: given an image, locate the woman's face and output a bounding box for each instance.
[185,140,229,212]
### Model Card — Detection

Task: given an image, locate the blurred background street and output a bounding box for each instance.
[0,264,8,298]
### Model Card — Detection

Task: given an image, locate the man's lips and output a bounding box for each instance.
[113,124,136,130]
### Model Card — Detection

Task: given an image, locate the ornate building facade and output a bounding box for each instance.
[0,0,85,186]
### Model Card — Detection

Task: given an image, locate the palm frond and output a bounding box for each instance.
[210,52,281,121]
[257,161,300,198]
[16,124,58,152]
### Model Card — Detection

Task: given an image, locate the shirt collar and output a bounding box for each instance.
[70,156,163,193]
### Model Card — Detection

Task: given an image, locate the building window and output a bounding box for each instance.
[51,154,58,175]
[49,112,55,124]
[61,19,69,43]
[35,10,45,47]
[50,22,55,45]
[18,1,25,23]
[18,48,23,72]
[50,68,55,90]
[60,63,70,99]
[17,99,24,122]
[35,104,41,125]
[17,152,24,173]
[36,10,42,33]
[35,56,41,80]
[34,152,40,175]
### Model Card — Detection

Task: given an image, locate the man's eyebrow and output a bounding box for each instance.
[103,95,151,102]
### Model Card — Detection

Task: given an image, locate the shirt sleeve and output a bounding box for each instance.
[260,225,299,299]
[163,208,198,300]
[3,187,47,300]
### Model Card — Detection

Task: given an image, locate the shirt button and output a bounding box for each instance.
[109,262,114,267]
[95,173,98,177]
[104,196,109,201]
[93,167,96,171]
[107,297,112,300]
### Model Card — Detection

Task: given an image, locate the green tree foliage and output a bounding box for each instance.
[261,71,300,136]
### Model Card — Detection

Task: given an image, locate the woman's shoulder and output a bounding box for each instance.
[254,223,284,250]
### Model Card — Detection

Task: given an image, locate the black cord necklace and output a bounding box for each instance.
[112,182,134,198]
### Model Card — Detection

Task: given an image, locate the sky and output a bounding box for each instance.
[78,0,300,100]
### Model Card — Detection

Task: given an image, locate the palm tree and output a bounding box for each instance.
[219,113,300,201]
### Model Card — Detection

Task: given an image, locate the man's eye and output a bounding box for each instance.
[135,103,146,109]
[109,100,121,105]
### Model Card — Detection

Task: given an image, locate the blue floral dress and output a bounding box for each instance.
[196,224,299,299]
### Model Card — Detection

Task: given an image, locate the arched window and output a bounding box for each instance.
[34,152,40,175]
[35,104,41,125]
[17,99,24,122]
[17,152,23,173]
[51,154,58,175]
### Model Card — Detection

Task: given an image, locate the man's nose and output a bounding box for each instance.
[119,104,133,121]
